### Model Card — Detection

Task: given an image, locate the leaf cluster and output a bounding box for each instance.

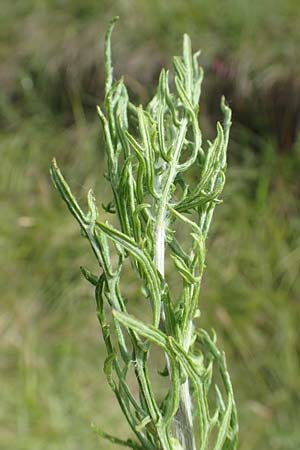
[50,17,238,450]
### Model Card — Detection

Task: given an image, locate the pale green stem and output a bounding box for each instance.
[154,117,196,450]
[176,321,196,450]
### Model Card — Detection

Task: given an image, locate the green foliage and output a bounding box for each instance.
[51,18,238,450]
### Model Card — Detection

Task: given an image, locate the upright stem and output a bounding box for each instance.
[154,219,196,450]
[175,358,196,450]
[154,119,196,450]
[154,223,165,275]
[172,310,197,448]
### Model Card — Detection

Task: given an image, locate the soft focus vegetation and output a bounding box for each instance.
[1,1,300,450]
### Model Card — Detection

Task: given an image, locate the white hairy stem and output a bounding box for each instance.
[154,217,196,450]
[154,223,165,276]
[153,118,196,450]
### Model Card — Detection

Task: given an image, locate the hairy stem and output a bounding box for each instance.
[154,223,165,276]
[176,381,196,450]
[154,116,196,450]
[154,217,196,450]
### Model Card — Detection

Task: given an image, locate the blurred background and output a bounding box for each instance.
[1,1,300,449]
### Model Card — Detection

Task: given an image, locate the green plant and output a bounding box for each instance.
[50,16,238,450]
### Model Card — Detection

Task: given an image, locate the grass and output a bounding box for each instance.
[205,148,300,450]
[1,2,300,449]
[2,0,300,145]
